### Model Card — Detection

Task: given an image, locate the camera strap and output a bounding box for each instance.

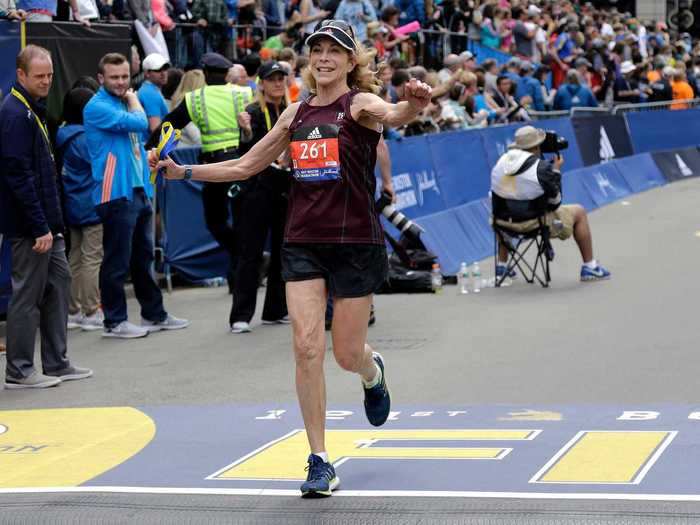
[511,153,538,177]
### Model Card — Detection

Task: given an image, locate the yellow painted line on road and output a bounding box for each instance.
[211,429,539,481]
[0,407,156,488]
[532,431,675,484]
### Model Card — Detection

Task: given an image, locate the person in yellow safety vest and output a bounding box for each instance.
[148,52,254,290]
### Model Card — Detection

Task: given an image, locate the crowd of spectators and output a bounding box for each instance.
[3,0,700,134]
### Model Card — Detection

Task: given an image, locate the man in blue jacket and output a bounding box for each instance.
[84,52,188,339]
[516,61,545,111]
[0,45,92,388]
[553,70,598,111]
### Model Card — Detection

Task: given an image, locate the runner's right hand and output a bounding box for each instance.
[156,157,186,180]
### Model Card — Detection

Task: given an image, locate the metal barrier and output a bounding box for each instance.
[612,99,700,114]
[527,110,569,121]
[570,106,611,117]
[528,107,610,121]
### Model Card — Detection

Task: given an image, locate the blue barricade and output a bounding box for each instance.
[625,109,700,154]
[158,147,230,282]
[613,153,666,193]
[427,130,492,208]
[417,152,667,273]
[386,134,445,218]
[386,120,585,222]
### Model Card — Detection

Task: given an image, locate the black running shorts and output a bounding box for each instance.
[281,243,389,298]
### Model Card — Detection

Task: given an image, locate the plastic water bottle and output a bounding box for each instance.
[458,262,469,295]
[430,263,443,294]
[471,262,481,293]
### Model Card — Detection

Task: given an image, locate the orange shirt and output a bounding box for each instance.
[671,80,694,110]
[288,80,301,103]
[647,70,661,83]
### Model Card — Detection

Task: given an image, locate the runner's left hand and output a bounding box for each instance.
[405,78,432,111]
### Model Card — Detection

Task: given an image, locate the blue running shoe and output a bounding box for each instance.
[495,265,517,279]
[363,352,391,427]
[300,454,340,498]
[580,264,611,282]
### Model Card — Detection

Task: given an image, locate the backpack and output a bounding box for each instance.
[376,231,438,294]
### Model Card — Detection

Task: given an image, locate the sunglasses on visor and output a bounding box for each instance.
[313,19,356,40]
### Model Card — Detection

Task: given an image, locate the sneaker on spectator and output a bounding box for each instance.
[5,371,61,389]
[580,264,611,282]
[231,321,252,334]
[495,264,517,279]
[363,352,391,427]
[141,314,190,333]
[262,315,290,325]
[103,321,149,339]
[300,454,340,498]
[80,310,104,332]
[67,313,84,330]
[45,366,93,381]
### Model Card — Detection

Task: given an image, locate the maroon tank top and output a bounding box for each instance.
[285,90,383,244]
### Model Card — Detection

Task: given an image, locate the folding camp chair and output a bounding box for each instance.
[492,195,554,288]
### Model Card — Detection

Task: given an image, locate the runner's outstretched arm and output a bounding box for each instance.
[153,102,301,183]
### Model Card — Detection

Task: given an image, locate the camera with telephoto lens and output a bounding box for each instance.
[539,131,569,154]
[376,191,424,241]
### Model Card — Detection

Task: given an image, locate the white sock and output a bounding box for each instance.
[497,261,507,267]
[313,451,329,463]
[584,259,598,269]
[362,362,382,388]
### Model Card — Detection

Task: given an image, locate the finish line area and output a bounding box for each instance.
[1,179,700,522]
[3,404,700,499]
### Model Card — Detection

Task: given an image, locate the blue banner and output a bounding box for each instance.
[0,21,21,99]
[386,135,444,219]
[427,130,491,207]
[469,41,513,67]
[626,109,700,154]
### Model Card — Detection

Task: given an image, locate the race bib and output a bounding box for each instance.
[290,124,341,182]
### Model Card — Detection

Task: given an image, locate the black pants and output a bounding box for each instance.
[229,178,288,324]
[201,150,239,256]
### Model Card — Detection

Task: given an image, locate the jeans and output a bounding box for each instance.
[97,189,167,328]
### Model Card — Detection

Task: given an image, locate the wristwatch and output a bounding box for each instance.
[184,166,193,181]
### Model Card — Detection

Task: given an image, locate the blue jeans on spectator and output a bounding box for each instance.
[97,188,167,328]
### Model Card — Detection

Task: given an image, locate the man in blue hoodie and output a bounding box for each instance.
[84,52,188,339]
[0,45,93,388]
[553,70,598,111]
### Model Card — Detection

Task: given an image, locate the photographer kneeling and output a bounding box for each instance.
[491,126,611,282]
